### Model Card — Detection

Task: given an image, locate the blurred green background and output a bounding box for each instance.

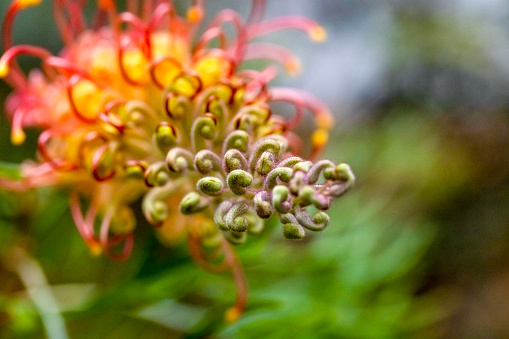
[1,1,508,338]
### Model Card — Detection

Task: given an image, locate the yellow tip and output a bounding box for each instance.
[11,130,26,145]
[311,129,329,148]
[285,59,302,76]
[225,306,242,324]
[17,0,42,8]
[89,243,103,256]
[187,6,203,23]
[0,61,10,78]
[309,26,327,42]
[98,0,114,10]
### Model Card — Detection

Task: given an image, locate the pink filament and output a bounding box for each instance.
[244,43,300,73]
[247,16,322,39]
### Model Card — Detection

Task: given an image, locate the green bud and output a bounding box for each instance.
[233,87,246,107]
[191,115,217,152]
[170,73,202,98]
[124,161,147,179]
[323,167,335,180]
[223,149,248,172]
[142,182,175,226]
[249,135,288,172]
[197,177,224,196]
[150,201,168,224]
[214,201,233,231]
[165,93,190,119]
[278,157,303,168]
[295,207,329,231]
[298,185,315,206]
[280,214,305,239]
[313,211,330,225]
[206,84,233,104]
[234,105,270,130]
[194,116,216,139]
[282,223,306,240]
[234,112,253,131]
[254,191,273,219]
[293,161,313,173]
[289,171,307,195]
[227,170,253,195]
[256,151,275,176]
[180,192,208,215]
[194,149,223,174]
[272,185,292,214]
[225,203,249,232]
[144,161,170,187]
[334,163,355,185]
[223,130,249,153]
[155,122,177,152]
[264,167,293,190]
[166,147,194,173]
[307,160,335,184]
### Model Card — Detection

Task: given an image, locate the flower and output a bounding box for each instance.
[0,0,354,320]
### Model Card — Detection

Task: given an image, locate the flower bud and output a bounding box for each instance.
[197,176,224,196]
[227,169,253,195]
[249,135,287,172]
[192,115,217,151]
[282,223,306,239]
[223,149,248,173]
[144,161,170,187]
[278,157,303,168]
[272,185,292,214]
[264,167,293,190]
[254,191,273,219]
[180,192,209,215]
[155,122,177,152]
[280,214,305,239]
[289,170,307,195]
[194,149,223,174]
[170,73,202,98]
[295,207,329,231]
[307,159,335,184]
[165,93,190,119]
[214,201,233,231]
[226,203,249,232]
[223,130,249,153]
[149,201,168,224]
[293,161,313,173]
[166,147,194,173]
[256,151,275,175]
[124,161,147,179]
[297,185,315,206]
[334,163,355,185]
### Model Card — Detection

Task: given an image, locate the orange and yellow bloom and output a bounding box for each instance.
[0,0,354,320]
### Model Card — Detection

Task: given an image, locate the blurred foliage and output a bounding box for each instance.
[2,1,509,338]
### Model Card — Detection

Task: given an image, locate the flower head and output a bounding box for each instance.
[1,0,354,320]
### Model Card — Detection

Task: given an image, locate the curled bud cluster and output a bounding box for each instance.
[166,134,355,243]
